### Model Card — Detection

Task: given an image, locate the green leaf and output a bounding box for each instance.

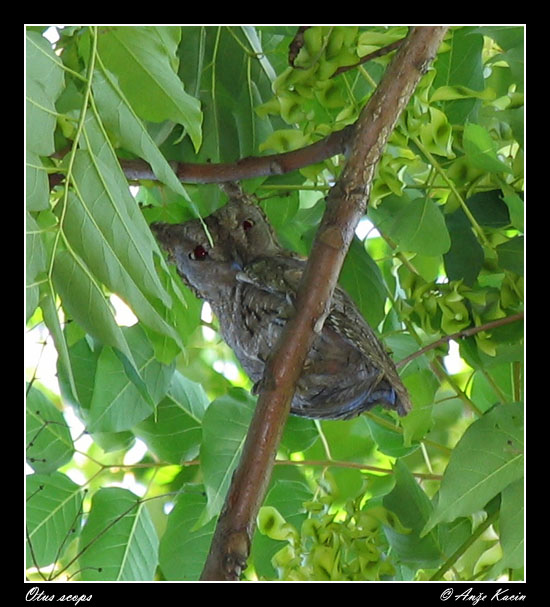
[391,197,451,256]
[26,31,65,156]
[90,348,150,432]
[260,129,310,153]
[419,107,454,158]
[253,480,312,579]
[79,487,159,581]
[466,190,511,228]
[198,389,255,524]
[362,413,419,458]
[26,30,65,215]
[496,236,524,276]
[159,491,215,580]
[463,123,513,174]
[423,404,524,534]
[26,473,83,569]
[26,386,74,474]
[57,335,101,412]
[52,250,135,364]
[175,26,277,164]
[67,145,173,311]
[433,27,484,124]
[383,461,442,567]
[96,26,202,150]
[266,190,322,257]
[476,26,524,52]
[134,371,209,463]
[401,368,438,443]
[92,69,191,201]
[265,480,311,523]
[89,430,136,454]
[26,212,46,321]
[471,363,515,413]
[241,26,277,82]
[502,193,524,232]
[431,84,495,102]
[340,238,387,327]
[262,192,300,234]
[88,326,174,433]
[500,45,524,91]
[495,478,524,571]
[444,207,484,286]
[280,415,318,453]
[61,115,185,350]
[26,151,50,213]
[41,288,79,404]
[310,415,375,464]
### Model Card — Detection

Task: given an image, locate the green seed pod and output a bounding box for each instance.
[257,506,298,542]
[303,27,325,56]
[326,28,345,60]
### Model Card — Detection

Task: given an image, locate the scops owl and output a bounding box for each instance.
[152,185,411,420]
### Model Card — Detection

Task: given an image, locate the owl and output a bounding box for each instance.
[151,185,411,419]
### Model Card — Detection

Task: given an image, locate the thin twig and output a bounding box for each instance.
[429,508,500,581]
[274,458,442,481]
[332,38,405,77]
[397,312,524,369]
[288,26,311,67]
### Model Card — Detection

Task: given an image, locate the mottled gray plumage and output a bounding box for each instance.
[152,186,411,419]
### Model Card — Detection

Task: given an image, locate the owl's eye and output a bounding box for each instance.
[189,244,208,260]
[242,219,254,231]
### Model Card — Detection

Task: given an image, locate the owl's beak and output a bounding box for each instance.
[227,245,244,271]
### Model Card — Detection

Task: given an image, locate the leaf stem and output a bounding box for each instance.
[48,26,99,279]
[412,135,491,249]
[365,411,452,455]
[429,508,499,581]
[274,458,442,480]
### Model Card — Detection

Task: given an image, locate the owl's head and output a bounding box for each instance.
[213,196,284,263]
[151,217,240,302]
[153,184,300,301]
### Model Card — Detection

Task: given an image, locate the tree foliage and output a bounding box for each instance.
[25,25,524,582]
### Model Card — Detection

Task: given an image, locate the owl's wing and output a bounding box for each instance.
[236,256,304,300]
[238,255,411,414]
[238,256,385,353]
[238,257,381,343]
[328,289,411,410]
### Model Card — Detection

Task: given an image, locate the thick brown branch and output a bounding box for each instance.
[199,26,449,581]
[121,125,354,184]
[48,125,354,189]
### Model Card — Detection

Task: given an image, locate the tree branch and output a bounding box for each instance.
[48,125,354,190]
[199,26,449,581]
[396,312,524,369]
[121,125,354,183]
[332,37,405,78]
